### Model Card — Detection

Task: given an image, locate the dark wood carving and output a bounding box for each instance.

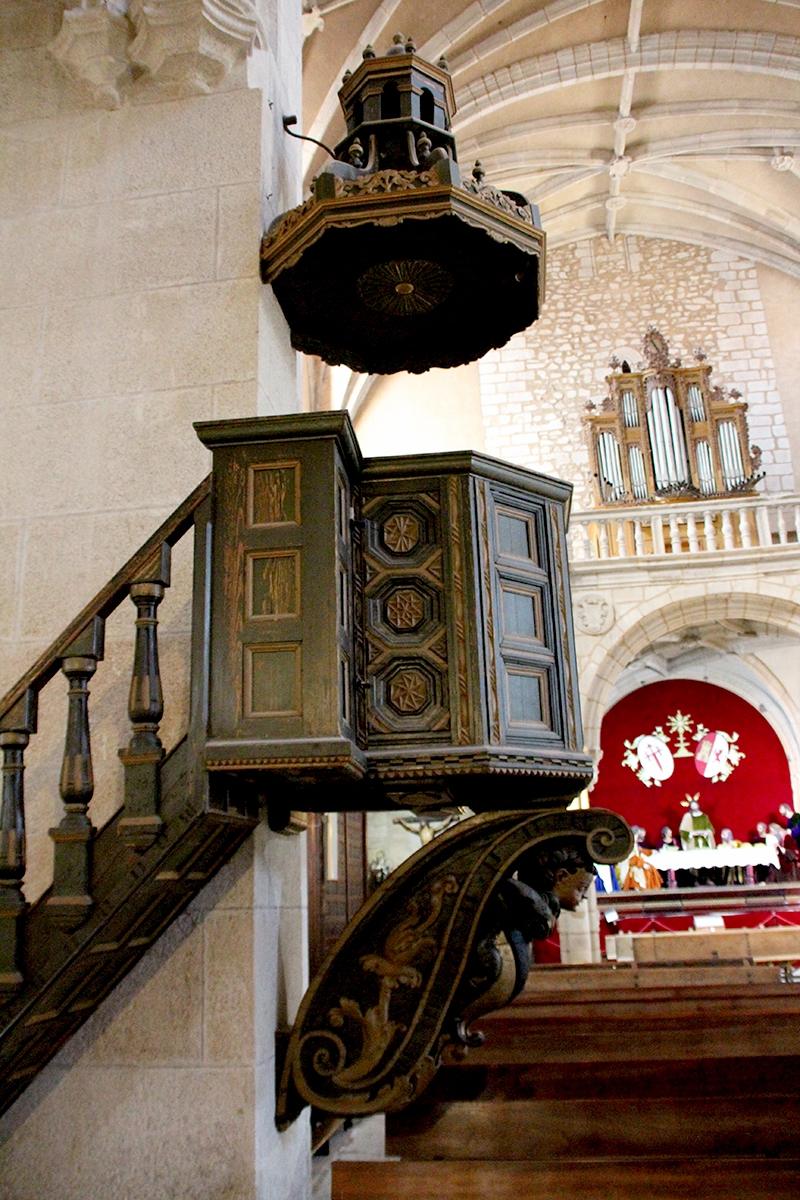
[118,543,172,850]
[46,616,105,930]
[195,414,594,810]
[260,43,544,375]
[0,690,37,989]
[0,480,256,1119]
[0,738,255,1118]
[276,807,632,1128]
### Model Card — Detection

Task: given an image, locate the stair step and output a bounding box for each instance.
[332,1159,800,1200]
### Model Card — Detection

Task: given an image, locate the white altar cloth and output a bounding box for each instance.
[647,845,780,871]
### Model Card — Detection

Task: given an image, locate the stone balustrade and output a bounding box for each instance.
[569,493,800,563]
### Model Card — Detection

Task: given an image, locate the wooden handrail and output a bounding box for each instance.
[0,475,211,725]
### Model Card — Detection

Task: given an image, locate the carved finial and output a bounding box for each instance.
[417,130,432,160]
[387,32,405,55]
[642,326,669,369]
[437,55,450,72]
[729,388,742,400]
[363,43,375,59]
[693,346,707,362]
[342,68,352,83]
[608,355,620,369]
[405,35,416,53]
[472,160,485,184]
[349,138,364,168]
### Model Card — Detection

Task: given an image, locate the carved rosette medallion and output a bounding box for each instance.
[385,589,425,631]
[357,260,453,317]
[382,513,420,554]
[389,669,429,714]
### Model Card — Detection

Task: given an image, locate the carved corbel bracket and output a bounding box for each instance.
[48,2,133,110]
[276,806,632,1129]
[49,0,257,106]
[128,0,256,93]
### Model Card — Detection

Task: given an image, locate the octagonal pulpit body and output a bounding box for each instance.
[195,414,591,811]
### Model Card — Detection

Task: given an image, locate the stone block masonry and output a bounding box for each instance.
[479,237,795,508]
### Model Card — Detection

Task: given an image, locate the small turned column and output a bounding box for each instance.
[47,617,104,929]
[118,583,166,848]
[0,732,29,988]
[118,544,170,850]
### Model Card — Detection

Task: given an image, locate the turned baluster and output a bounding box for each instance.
[118,545,171,850]
[580,523,593,560]
[738,506,753,549]
[47,617,104,929]
[598,520,610,559]
[777,506,789,545]
[0,690,37,988]
[703,510,717,552]
[668,514,682,554]
[634,519,645,556]
[615,520,627,558]
[686,512,699,554]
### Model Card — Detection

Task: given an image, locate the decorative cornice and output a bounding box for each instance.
[261,182,545,286]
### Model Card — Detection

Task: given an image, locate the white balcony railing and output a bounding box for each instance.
[570,493,800,562]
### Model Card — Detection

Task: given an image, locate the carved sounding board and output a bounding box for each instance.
[195,414,592,811]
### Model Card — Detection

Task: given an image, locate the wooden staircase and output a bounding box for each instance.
[0,478,258,1116]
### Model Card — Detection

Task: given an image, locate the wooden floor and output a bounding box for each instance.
[332,1159,800,1199]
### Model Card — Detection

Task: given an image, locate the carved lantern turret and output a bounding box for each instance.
[260,36,545,375]
[195,413,591,813]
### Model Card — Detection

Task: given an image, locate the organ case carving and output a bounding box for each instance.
[584,329,762,507]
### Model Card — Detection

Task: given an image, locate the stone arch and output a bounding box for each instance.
[581,590,800,785]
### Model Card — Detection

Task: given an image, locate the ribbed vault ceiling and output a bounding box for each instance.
[301,0,800,276]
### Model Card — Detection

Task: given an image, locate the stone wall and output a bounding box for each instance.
[478,237,797,508]
[0,7,266,695]
[0,829,310,1200]
[0,1,310,1196]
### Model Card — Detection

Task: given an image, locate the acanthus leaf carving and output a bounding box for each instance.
[277,807,633,1128]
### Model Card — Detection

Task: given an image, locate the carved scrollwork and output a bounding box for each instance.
[337,169,439,197]
[462,179,534,225]
[276,806,632,1128]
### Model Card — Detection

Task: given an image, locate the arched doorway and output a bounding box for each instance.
[590,679,793,845]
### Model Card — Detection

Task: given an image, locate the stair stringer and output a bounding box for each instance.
[0,737,258,1117]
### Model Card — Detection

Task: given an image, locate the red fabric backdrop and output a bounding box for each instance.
[589,680,793,846]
